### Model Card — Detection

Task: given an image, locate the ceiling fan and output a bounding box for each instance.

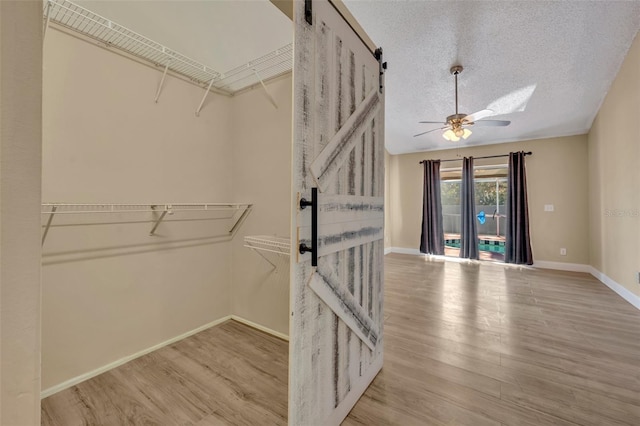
[414,65,511,141]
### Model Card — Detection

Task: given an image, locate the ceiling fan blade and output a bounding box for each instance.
[413,126,447,138]
[473,120,511,127]
[418,121,446,124]
[413,127,446,137]
[464,109,494,122]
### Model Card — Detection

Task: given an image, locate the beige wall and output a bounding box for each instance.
[0,1,43,423]
[388,135,590,264]
[588,32,640,297]
[231,75,292,336]
[42,29,235,390]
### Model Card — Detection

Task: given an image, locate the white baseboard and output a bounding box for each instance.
[41,315,232,399]
[41,314,290,399]
[384,247,392,255]
[230,315,289,341]
[590,267,640,311]
[387,247,594,271]
[386,246,640,311]
[533,260,591,273]
[385,247,477,264]
[386,247,422,256]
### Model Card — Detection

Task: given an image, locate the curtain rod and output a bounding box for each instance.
[419,151,532,164]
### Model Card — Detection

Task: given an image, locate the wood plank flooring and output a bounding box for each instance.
[344,254,640,426]
[42,254,640,425]
[41,321,288,425]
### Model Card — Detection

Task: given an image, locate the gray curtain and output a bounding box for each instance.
[460,157,479,259]
[505,151,533,264]
[420,160,444,255]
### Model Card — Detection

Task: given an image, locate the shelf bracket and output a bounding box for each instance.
[229,205,252,235]
[42,205,57,246]
[253,69,278,109]
[248,247,277,269]
[149,204,172,236]
[154,59,171,103]
[43,1,52,43]
[195,78,216,116]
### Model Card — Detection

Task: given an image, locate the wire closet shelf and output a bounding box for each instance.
[44,0,293,94]
[41,203,253,245]
[244,235,291,269]
[243,235,291,256]
[41,203,251,214]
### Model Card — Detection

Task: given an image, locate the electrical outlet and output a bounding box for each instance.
[544,204,554,212]
[560,248,567,256]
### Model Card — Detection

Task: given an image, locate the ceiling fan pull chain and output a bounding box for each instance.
[454,71,458,115]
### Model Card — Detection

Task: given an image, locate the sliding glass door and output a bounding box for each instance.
[473,177,507,259]
[441,166,508,260]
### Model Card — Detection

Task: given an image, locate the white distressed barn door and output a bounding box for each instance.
[289,0,385,424]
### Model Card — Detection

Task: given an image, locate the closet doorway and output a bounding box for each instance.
[39,1,385,425]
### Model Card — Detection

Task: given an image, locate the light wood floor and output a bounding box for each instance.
[345,254,640,426]
[42,254,640,425]
[41,321,288,425]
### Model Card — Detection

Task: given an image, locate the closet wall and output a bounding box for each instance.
[0,2,43,423]
[42,28,236,390]
[231,75,292,337]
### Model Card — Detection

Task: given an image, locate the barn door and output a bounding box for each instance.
[289,0,385,424]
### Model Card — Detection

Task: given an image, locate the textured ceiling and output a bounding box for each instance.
[343,0,640,154]
[66,1,639,155]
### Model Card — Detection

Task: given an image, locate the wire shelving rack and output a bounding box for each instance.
[41,203,252,245]
[44,0,293,96]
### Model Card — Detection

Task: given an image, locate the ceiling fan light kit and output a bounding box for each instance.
[414,65,511,141]
[443,127,471,142]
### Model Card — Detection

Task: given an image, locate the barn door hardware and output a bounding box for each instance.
[298,187,318,266]
[304,0,313,25]
[374,47,387,93]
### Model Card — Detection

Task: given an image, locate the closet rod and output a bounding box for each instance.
[419,151,532,164]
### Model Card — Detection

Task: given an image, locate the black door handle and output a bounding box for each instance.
[299,187,317,266]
